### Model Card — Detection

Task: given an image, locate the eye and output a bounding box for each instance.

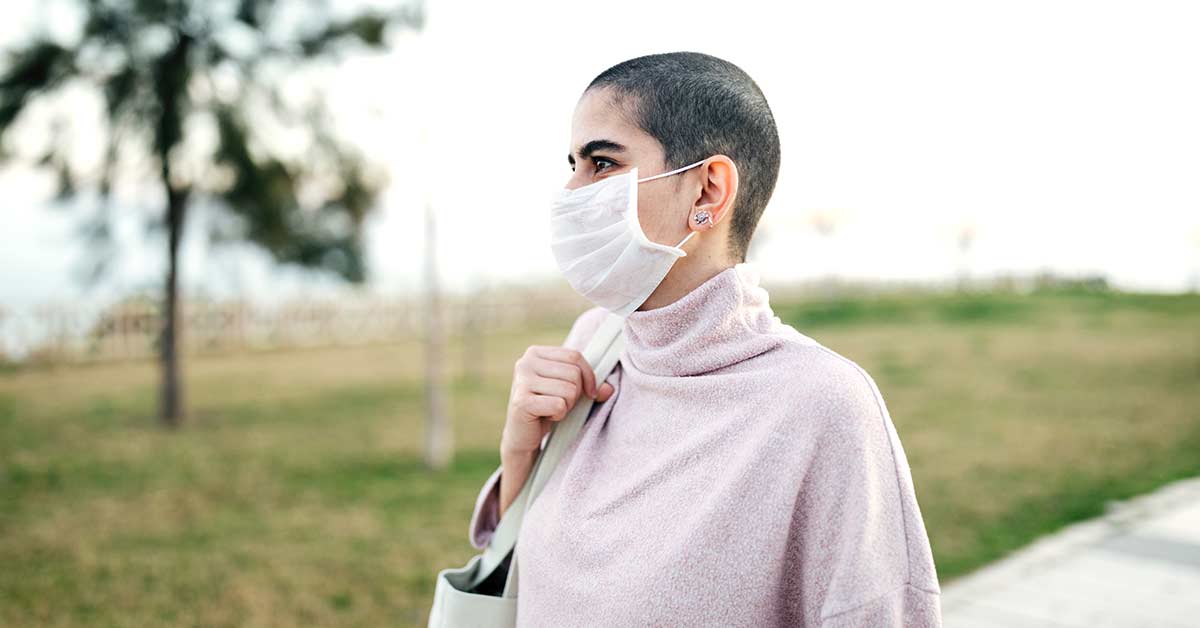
[593,157,616,172]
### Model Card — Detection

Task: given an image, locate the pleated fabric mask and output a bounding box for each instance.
[549,159,708,317]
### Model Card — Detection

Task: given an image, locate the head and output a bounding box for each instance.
[566,52,781,305]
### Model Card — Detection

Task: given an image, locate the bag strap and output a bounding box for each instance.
[466,311,627,595]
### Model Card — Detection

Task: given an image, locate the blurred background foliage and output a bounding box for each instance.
[0,0,424,424]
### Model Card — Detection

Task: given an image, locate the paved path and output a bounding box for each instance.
[941,475,1200,628]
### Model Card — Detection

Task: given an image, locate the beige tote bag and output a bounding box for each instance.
[427,313,626,628]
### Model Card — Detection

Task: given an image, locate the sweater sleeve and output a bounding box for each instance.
[468,463,504,549]
[465,306,612,550]
[780,353,943,627]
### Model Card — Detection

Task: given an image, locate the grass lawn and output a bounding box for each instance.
[1,288,1197,626]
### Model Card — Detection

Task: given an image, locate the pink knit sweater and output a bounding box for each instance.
[467,263,942,627]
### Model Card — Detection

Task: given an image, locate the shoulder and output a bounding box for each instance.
[766,331,890,442]
[562,306,612,351]
[770,336,915,515]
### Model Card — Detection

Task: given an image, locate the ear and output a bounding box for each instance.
[691,155,738,231]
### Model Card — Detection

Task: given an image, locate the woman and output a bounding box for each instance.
[466,52,942,627]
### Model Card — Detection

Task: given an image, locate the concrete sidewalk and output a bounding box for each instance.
[941,475,1200,628]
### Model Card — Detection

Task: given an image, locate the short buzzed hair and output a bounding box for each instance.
[586,52,781,262]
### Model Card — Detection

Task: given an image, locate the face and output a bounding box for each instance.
[565,87,697,248]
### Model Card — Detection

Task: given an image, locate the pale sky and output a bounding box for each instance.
[3,0,1199,313]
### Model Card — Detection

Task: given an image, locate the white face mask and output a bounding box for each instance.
[549,158,709,317]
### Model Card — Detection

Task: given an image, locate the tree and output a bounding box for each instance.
[0,0,423,426]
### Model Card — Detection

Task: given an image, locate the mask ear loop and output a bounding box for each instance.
[637,157,711,250]
[636,158,708,183]
[675,230,697,249]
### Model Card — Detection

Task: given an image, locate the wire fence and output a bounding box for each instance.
[0,270,1121,366]
[0,284,591,365]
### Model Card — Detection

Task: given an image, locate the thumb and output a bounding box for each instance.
[595,381,615,403]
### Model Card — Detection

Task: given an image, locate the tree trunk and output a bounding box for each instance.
[423,198,451,469]
[160,186,187,427]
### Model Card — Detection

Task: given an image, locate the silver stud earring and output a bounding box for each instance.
[694,211,711,226]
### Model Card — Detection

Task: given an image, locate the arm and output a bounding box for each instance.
[498,443,538,520]
[466,306,612,549]
[780,357,942,627]
[465,438,544,550]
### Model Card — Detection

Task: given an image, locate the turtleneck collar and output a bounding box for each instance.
[621,262,791,377]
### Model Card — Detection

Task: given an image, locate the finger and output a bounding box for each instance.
[523,394,568,420]
[531,345,582,362]
[566,352,598,399]
[527,377,579,406]
[595,381,615,403]
[532,360,586,393]
[533,347,597,398]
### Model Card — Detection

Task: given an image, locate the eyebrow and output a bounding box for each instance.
[568,139,627,165]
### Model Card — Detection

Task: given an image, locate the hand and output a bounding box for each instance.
[500,345,616,456]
